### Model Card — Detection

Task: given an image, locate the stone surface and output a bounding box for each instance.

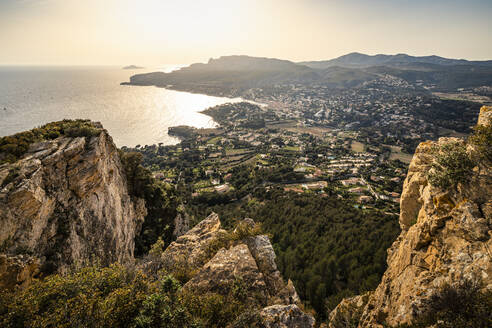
[260,304,315,328]
[330,108,492,327]
[173,204,190,238]
[161,212,227,270]
[328,293,371,328]
[184,243,269,306]
[166,215,315,325]
[0,128,146,282]
[246,233,300,305]
[0,254,40,290]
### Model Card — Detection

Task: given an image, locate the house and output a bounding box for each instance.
[370,175,382,182]
[359,195,373,203]
[349,187,365,194]
[304,181,328,190]
[341,178,361,186]
[215,184,230,193]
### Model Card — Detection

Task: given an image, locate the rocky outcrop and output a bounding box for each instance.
[184,243,269,305]
[161,212,227,270]
[173,204,190,238]
[328,293,371,328]
[163,213,315,327]
[328,107,492,327]
[0,126,146,288]
[0,254,40,290]
[260,304,316,328]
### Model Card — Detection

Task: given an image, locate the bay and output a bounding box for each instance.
[0,65,241,147]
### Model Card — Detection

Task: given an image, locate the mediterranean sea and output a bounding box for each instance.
[0,65,242,147]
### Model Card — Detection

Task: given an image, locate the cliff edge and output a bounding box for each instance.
[0,121,146,289]
[329,106,492,327]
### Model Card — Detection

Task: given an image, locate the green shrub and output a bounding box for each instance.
[119,150,179,256]
[396,279,492,328]
[468,123,492,163]
[427,141,475,189]
[0,265,267,328]
[0,264,151,328]
[0,120,102,164]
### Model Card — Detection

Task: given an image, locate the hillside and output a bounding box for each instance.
[124,54,492,95]
[122,55,377,96]
[1,108,490,327]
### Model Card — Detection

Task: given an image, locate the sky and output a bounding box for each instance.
[0,0,491,66]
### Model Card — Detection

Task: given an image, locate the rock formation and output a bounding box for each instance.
[328,106,492,327]
[173,204,190,238]
[163,213,316,327]
[0,126,146,288]
[260,304,316,328]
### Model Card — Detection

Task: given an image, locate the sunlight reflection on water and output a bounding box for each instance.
[0,66,241,147]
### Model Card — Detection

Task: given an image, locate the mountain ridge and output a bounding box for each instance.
[123,53,492,94]
[299,52,492,69]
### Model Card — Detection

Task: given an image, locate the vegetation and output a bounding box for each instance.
[427,140,474,189]
[0,119,102,164]
[0,265,264,328]
[119,151,178,256]
[468,122,492,163]
[396,279,492,328]
[427,118,491,190]
[185,187,400,320]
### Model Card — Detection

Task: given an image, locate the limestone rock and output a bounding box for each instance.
[333,108,492,327]
[161,212,227,270]
[477,105,491,127]
[328,293,371,328]
[246,233,300,305]
[260,304,315,328]
[184,243,269,306]
[0,254,40,290]
[0,127,146,278]
[173,204,190,238]
[246,235,285,295]
[168,215,314,325]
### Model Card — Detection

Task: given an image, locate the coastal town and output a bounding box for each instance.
[124,101,410,215]
[124,71,482,216]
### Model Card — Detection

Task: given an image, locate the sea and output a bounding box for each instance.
[0,65,242,147]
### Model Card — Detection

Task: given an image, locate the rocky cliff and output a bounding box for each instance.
[329,106,492,327]
[0,124,146,288]
[158,213,315,327]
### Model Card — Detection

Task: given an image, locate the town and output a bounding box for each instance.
[124,101,413,216]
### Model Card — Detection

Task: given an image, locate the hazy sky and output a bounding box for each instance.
[1,0,491,65]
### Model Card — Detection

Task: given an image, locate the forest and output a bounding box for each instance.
[184,186,400,320]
